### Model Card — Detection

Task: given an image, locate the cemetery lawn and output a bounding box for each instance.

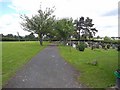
[2,41,49,85]
[58,46,118,88]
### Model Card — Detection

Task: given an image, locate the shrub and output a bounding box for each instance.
[106,44,111,49]
[76,42,86,51]
[104,36,112,42]
[2,37,18,41]
[117,45,120,51]
[101,43,106,49]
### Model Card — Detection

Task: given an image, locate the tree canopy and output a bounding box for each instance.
[54,18,74,45]
[20,6,55,45]
[20,5,98,46]
[74,17,98,40]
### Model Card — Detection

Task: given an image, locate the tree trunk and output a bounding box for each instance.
[40,38,43,46]
[63,39,67,46]
[38,33,43,46]
[78,29,80,44]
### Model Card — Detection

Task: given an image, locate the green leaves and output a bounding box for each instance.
[55,18,74,41]
[20,6,55,35]
[20,5,98,45]
[20,6,55,45]
[74,17,98,40]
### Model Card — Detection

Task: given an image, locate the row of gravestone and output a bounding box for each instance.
[66,41,119,50]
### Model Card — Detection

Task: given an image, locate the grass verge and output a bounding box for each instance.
[58,45,118,88]
[2,41,49,85]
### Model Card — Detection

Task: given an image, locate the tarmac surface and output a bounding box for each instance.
[4,44,82,88]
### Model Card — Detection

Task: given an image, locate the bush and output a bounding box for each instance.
[117,45,120,51]
[76,42,86,51]
[2,37,18,41]
[104,36,112,42]
[106,44,111,49]
[101,43,106,49]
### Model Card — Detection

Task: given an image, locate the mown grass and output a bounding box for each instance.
[2,41,49,85]
[58,46,118,88]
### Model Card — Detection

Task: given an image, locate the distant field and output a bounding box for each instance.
[2,41,49,85]
[58,46,118,88]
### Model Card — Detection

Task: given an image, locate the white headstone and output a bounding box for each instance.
[72,43,76,48]
[66,43,68,45]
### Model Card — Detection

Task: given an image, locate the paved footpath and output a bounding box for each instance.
[4,44,82,88]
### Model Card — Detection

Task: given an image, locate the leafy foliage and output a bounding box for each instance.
[76,42,86,51]
[106,44,111,49]
[1,33,37,41]
[117,45,120,51]
[20,6,55,45]
[104,36,112,42]
[74,17,98,40]
[54,18,74,45]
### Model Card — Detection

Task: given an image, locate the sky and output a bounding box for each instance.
[0,0,119,37]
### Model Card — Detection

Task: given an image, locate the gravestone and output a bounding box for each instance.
[72,43,76,48]
[112,44,116,49]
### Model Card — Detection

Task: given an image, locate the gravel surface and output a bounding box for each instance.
[4,45,82,88]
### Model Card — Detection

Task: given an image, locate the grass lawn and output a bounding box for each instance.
[2,41,49,85]
[58,46,118,88]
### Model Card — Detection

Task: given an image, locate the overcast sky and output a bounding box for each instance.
[0,0,119,37]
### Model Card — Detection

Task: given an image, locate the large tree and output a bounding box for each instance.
[55,18,74,45]
[20,6,55,46]
[74,17,84,41]
[74,17,98,41]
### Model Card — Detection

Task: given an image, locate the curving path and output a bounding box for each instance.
[4,44,82,88]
